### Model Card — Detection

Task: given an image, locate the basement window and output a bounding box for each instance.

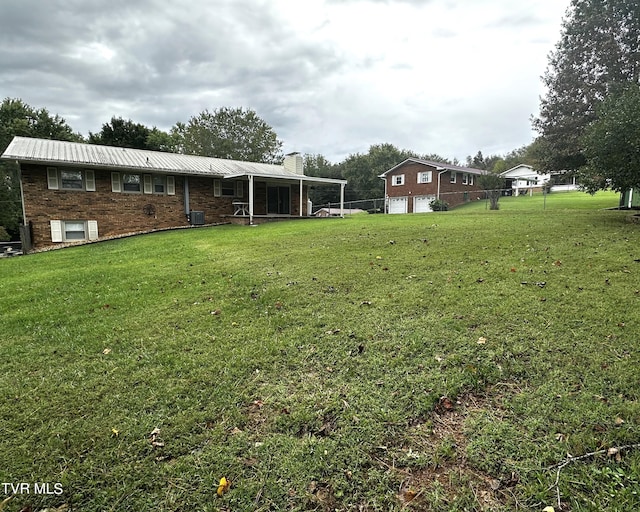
[64,221,87,240]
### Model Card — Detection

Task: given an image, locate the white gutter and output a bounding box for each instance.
[224,172,346,186]
[436,167,447,200]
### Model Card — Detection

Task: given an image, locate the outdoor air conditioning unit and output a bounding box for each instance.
[190,211,205,225]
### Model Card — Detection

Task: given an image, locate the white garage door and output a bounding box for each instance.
[414,195,436,213]
[388,197,407,214]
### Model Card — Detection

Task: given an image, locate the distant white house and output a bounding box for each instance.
[500,164,550,196]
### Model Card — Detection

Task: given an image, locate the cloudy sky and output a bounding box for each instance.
[1,0,569,163]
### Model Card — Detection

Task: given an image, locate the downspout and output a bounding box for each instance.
[16,161,26,226]
[184,176,190,220]
[382,174,388,213]
[436,168,447,200]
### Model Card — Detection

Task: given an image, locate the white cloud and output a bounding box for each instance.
[0,0,570,162]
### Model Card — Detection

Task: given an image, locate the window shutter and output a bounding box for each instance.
[85,170,96,191]
[87,220,99,240]
[235,181,243,198]
[111,172,121,192]
[166,176,175,195]
[47,168,59,190]
[50,220,63,242]
[143,174,153,194]
[213,179,222,197]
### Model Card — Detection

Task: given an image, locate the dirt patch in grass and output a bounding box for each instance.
[389,389,518,511]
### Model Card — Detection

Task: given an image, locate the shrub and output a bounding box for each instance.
[429,199,449,211]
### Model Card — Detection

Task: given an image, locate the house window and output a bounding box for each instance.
[50,220,99,243]
[64,221,86,240]
[153,175,166,194]
[47,168,96,191]
[122,173,141,192]
[214,179,243,197]
[418,171,432,184]
[221,181,236,197]
[469,174,474,185]
[450,172,456,183]
[392,174,405,186]
[60,170,83,189]
[462,174,469,185]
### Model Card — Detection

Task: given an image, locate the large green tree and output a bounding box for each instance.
[0,98,80,239]
[303,153,343,206]
[533,0,640,174]
[177,107,283,163]
[581,84,640,193]
[88,116,178,152]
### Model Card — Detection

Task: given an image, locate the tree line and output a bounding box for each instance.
[0,99,534,240]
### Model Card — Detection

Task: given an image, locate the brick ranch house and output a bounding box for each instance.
[379,158,486,213]
[1,137,347,251]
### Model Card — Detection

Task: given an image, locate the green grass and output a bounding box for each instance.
[1,190,639,511]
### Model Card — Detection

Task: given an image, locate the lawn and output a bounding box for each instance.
[1,190,639,511]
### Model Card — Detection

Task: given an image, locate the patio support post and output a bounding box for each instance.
[299,179,303,217]
[249,174,254,225]
[340,183,345,218]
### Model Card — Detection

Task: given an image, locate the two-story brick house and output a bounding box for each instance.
[1,137,347,251]
[379,158,486,213]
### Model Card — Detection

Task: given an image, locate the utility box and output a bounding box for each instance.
[190,211,205,225]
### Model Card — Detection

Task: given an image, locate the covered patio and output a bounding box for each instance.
[223,172,347,224]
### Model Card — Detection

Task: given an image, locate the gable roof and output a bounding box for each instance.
[500,164,534,177]
[0,137,346,185]
[379,157,487,178]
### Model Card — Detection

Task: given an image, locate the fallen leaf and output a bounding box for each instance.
[111,428,119,436]
[437,396,454,413]
[102,348,111,355]
[553,260,562,266]
[477,337,487,344]
[615,417,625,426]
[542,507,555,512]
[217,476,231,496]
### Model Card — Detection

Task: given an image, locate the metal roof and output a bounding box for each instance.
[379,157,488,177]
[1,137,346,184]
